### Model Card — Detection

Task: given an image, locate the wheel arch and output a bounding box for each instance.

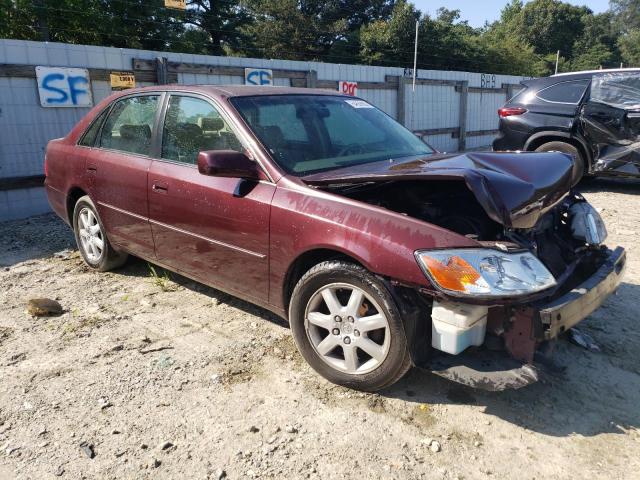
[282,247,367,315]
[66,186,89,224]
[524,131,592,171]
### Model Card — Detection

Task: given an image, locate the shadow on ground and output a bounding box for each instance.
[578,176,640,194]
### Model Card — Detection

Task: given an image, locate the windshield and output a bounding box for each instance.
[230,95,434,175]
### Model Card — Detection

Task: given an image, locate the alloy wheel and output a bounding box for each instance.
[304,283,391,375]
[78,207,104,263]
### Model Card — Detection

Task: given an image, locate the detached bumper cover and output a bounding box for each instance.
[539,246,626,339]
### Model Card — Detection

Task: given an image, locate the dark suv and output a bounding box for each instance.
[493,68,640,185]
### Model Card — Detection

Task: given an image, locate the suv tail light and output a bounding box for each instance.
[498,107,527,118]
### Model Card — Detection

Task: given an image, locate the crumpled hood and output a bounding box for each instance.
[302,151,574,229]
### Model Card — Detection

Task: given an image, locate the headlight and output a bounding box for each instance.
[415,249,556,298]
[569,202,607,245]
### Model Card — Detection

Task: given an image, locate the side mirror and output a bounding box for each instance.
[197,150,262,180]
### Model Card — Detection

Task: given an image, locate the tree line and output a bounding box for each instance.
[1,0,639,76]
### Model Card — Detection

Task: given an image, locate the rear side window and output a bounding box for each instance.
[99,95,160,155]
[536,80,590,104]
[78,108,109,147]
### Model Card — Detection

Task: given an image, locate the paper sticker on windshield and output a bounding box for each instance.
[345,99,373,108]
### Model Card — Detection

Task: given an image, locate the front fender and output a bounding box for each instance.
[268,178,479,310]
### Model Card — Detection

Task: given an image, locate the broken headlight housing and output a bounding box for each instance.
[569,202,607,246]
[415,249,556,298]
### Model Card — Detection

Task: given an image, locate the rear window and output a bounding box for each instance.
[536,80,590,104]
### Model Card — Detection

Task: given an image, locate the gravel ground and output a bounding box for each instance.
[1,178,639,480]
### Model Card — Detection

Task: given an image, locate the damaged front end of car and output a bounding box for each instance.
[304,151,626,390]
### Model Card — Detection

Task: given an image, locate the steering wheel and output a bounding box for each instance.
[336,144,366,157]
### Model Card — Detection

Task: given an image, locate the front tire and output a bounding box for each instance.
[534,141,585,187]
[73,195,128,271]
[289,261,411,391]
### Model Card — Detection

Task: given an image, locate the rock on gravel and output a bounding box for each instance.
[26,298,63,317]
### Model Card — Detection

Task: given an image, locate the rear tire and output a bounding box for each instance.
[534,141,585,187]
[289,261,411,391]
[73,195,128,272]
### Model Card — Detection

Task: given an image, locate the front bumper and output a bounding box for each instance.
[425,246,626,391]
[538,246,626,339]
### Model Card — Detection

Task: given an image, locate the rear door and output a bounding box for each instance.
[147,93,275,303]
[89,93,162,258]
[581,72,640,176]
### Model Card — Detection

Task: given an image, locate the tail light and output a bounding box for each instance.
[44,154,48,177]
[498,107,527,118]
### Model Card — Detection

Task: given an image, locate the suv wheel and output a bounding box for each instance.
[289,261,411,391]
[73,195,128,271]
[534,141,585,187]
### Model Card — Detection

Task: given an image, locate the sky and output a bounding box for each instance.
[412,0,610,28]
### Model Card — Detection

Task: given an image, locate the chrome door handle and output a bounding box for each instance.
[152,182,168,193]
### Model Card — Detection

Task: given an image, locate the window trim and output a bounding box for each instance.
[535,79,591,105]
[97,92,164,158]
[155,92,273,182]
[77,106,110,148]
[78,91,166,159]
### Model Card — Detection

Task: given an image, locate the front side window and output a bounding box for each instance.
[161,95,243,165]
[591,72,640,110]
[99,95,159,155]
[536,80,590,104]
[231,95,433,175]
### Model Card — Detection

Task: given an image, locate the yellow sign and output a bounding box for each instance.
[110,71,136,90]
[165,0,186,9]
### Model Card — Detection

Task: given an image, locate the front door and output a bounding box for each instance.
[89,94,162,258]
[148,94,274,303]
[581,72,640,176]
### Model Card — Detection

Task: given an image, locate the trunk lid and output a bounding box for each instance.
[301,151,574,229]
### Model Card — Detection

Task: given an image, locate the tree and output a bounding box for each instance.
[610,0,640,66]
[619,30,640,66]
[242,0,394,63]
[184,0,252,55]
[515,0,590,57]
[360,0,419,66]
[610,0,640,31]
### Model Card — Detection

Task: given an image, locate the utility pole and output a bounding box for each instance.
[412,20,418,92]
[554,50,560,74]
[33,0,50,42]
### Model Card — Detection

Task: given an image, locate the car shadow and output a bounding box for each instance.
[578,176,640,194]
[120,253,640,439]
[116,256,289,329]
[378,280,640,438]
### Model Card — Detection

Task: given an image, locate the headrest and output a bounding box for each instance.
[120,124,151,140]
[201,117,224,131]
[174,123,203,138]
[261,125,285,144]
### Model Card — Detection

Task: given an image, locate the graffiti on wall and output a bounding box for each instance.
[35,66,93,108]
[244,68,273,86]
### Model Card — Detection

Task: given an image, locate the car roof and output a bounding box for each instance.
[119,84,345,99]
[551,67,640,78]
[522,68,640,89]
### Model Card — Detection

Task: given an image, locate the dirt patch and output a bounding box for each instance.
[1,180,640,479]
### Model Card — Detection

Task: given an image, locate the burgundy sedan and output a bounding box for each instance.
[45,86,625,391]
